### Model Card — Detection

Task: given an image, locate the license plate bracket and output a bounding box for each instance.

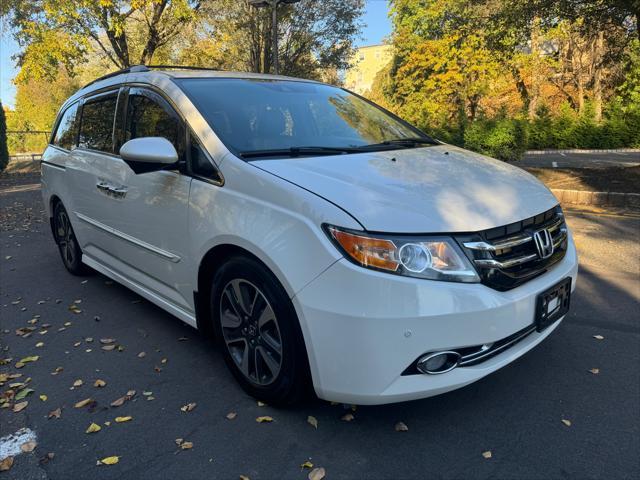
[535,277,572,332]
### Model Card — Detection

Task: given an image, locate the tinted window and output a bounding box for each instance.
[176,78,425,155]
[126,90,185,159]
[190,134,221,182]
[52,103,79,150]
[79,94,118,153]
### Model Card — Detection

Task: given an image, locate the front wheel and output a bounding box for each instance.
[210,256,310,405]
[53,202,89,276]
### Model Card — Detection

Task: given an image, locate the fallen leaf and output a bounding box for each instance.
[589,368,600,374]
[307,415,318,429]
[48,407,61,419]
[175,438,184,446]
[101,345,116,351]
[13,401,28,412]
[74,398,93,408]
[86,423,101,433]
[256,416,273,423]
[111,391,135,407]
[301,460,314,469]
[142,391,153,396]
[308,467,326,480]
[226,412,237,420]
[35,342,44,348]
[51,367,63,375]
[115,416,132,423]
[39,395,47,401]
[161,358,167,364]
[562,419,572,427]
[181,403,197,412]
[18,355,39,364]
[97,456,119,465]
[395,421,409,432]
[257,401,266,407]
[137,352,146,358]
[94,379,106,388]
[341,413,355,422]
[0,457,13,471]
[39,453,54,465]
[180,441,193,450]
[73,379,83,387]
[100,338,115,344]
[593,335,604,340]
[239,476,249,480]
[15,388,34,401]
[482,451,492,459]
[104,421,111,426]
[21,441,37,452]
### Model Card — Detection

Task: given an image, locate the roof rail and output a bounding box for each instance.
[81,65,150,89]
[81,64,221,90]
[145,65,220,72]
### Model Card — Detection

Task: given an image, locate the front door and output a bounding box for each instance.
[106,87,194,314]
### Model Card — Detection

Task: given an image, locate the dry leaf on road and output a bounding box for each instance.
[589,368,600,374]
[13,401,28,412]
[86,423,101,433]
[307,415,318,429]
[256,416,273,423]
[341,413,355,422]
[301,460,314,469]
[308,467,326,480]
[482,451,492,459]
[593,335,604,340]
[226,412,237,420]
[94,379,106,388]
[0,457,13,472]
[21,441,37,452]
[48,407,61,419]
[395,421,409,432]
[74,398,93,408]
[115,416,132,423]
[97,456,119,465]
[181,403,197,412]
[562,419,572,427]
[73,379,83,387]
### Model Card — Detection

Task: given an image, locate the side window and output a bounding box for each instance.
[189,133,221,182]
[52,103,79,150]
[79,94,118,153]
[125,90,185,160]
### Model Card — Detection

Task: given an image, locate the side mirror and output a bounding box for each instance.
[119,137,178,174]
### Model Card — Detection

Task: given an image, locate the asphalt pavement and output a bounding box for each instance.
[1,184,639,480]
[519,151,640,169]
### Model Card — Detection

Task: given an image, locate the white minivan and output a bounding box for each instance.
[42,66,578,405]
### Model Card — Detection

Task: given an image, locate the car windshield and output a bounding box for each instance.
[174,78,436,158]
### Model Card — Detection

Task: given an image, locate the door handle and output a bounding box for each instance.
[96,181,128,198]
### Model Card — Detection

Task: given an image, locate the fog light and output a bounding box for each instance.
[416,351,461,375]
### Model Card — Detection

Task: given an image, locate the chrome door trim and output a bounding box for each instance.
[74,211,181,263]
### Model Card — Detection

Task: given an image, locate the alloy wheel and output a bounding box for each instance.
[219,279,283,386]
[55,209,76,266]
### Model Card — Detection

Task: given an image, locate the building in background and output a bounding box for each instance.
[344,44,392,94]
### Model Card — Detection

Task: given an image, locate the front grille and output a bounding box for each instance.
[455,206,568,291]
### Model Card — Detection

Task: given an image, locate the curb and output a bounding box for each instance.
[526,148,640,155]
[551,189,640,209]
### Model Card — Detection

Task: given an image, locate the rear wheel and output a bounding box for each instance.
[210,256,310,405]
[53,202,89,275]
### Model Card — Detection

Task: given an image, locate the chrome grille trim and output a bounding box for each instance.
[463,217,564,253]
[458,325,537,367]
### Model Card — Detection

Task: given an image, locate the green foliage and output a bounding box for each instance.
[463,117,528,162]
[0,102,9,172]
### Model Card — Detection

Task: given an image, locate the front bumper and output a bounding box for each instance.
[293,235,578,405]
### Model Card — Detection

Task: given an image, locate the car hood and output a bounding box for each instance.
[252,145,558,233]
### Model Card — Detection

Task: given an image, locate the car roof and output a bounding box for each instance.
[62,66,322,112]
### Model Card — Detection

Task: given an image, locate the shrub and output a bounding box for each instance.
[463,117,527,161]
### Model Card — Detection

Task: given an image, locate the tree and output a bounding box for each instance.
[0,102,9,172]
[183,0,364,79]
[8,0,202,80]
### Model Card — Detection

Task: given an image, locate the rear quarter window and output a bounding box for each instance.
[52,103,80,150]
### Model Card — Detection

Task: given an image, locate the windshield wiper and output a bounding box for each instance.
[361,137,439,149]
[239,146,364,159]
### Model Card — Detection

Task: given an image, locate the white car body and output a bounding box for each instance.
[41,68,578,405]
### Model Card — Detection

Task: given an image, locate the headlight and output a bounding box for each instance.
[325,225,480,283]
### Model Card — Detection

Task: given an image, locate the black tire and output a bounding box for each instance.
[52,202,90,276]
[210,255,310,405]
